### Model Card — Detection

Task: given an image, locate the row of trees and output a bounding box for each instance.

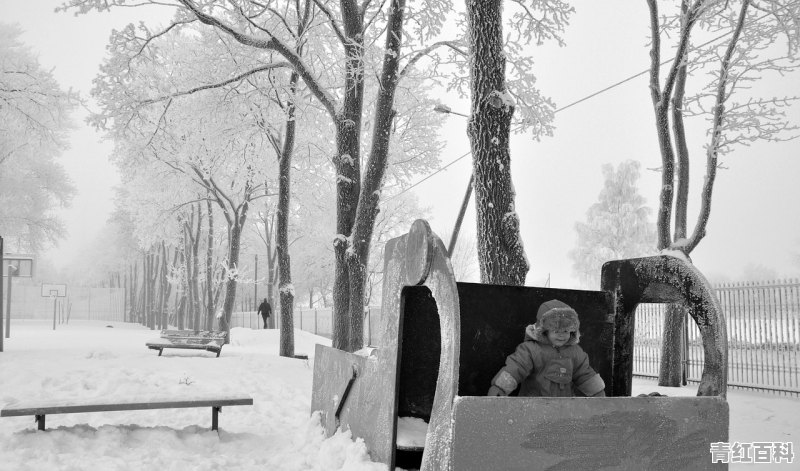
[55,0,572,354]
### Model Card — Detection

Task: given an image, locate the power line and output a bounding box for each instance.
[389,5,791,201]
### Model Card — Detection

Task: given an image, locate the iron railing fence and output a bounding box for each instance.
[634,279,800,397]
[229,306,381,346]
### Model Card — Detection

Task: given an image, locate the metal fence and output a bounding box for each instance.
[634,279,800,396]
[228,306,381,346]
[2,284,126,324]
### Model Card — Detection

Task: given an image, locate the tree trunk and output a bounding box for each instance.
[331,1,366,352]
[466,0,529,286]
[158,241,168,330]
[142,251,151,329]
[345,0,406,352]
[191,204,202,330]
[155,246,164,330]
[219,213,246,343]
[659,303,685,386]
[181,221,191,329]
[129,263,137,323]
[276,71,300,357]
[164,246,177,328]
[205,197,215,331]
[149,251,158,330]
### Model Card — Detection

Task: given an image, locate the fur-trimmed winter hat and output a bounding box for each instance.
[528,299,581,344]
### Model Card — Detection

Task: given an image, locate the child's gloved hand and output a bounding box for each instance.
[487,385,506,396]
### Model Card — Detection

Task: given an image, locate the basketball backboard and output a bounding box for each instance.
[3,254,34,277]
[41,284,67,297]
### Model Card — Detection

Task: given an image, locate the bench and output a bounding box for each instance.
[0,395,253,431]
[146,330,227,357]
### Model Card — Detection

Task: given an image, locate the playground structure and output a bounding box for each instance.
[311,220,729,470]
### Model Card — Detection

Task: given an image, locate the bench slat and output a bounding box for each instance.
[1,396,253,417]
[146,342,221,351]
[160,330,226,339]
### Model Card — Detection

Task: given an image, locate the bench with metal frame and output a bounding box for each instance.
[146,329,227,357]
[0,395,253,431]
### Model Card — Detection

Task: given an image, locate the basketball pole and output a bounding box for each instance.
[52,295,57,331]
[1,236,4,352]
[5,265,14,338]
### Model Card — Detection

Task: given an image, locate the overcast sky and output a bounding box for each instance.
[4,0,799,289]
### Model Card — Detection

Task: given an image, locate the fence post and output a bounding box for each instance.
[367,307,372,346]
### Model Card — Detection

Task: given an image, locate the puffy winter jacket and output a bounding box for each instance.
[491,324,605,397]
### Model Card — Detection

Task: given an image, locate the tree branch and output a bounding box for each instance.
[176,0,338,117]
[311,0,347,44]
[399,40,465,79]
[687,0,751,253]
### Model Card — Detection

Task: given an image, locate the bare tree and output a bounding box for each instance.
[645,0,800,385]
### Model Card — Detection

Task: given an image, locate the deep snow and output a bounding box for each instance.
[0,320,797,470]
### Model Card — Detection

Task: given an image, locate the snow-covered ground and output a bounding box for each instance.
[0,321,797,470]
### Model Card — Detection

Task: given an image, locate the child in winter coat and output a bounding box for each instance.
[488,299,606,397]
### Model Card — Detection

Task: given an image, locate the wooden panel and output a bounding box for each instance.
[1,396,252,417]
[160,330,226,340]
[451,396,728,471]
[397,284,614,423]
[601,256,728,396]
[456,284,613,397]
[310,344,392,460]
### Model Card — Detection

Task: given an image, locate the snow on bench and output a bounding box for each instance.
[0,394,253,431]
[146,330,227,357]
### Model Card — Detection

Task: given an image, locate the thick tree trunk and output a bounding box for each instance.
[330,1,366,352]
[466,0,529,286]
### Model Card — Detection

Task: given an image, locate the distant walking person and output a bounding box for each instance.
[257,298,272,329]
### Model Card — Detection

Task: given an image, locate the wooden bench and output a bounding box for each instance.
[0,395,253,431]
[146,330,226,357]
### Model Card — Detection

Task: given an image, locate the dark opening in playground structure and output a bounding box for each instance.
[312,220,729,471]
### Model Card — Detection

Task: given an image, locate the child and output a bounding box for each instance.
[488,299,606,397]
